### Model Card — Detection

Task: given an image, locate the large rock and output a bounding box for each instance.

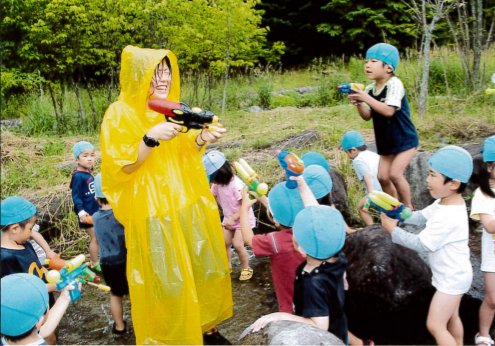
[239,320,344,345]
[344,224,482,344]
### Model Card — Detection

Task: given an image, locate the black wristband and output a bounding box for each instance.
[143,134,160,148]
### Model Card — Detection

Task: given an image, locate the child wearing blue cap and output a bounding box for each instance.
[1,273,73,345]
[70,140,100,272]
[347,42,418,210]
[341,130,382,225]
[1,196,59,344]
[202,150,255,281]
[92,173,129,335]
[381,145,473,345]
[470,136,495,346]
[248,175,349,344]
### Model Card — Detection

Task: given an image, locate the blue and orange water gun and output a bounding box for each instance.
[364,191,412,222]
[277,151,305,189]
[46,254,110,302]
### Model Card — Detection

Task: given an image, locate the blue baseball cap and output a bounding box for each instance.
[73,141,94,159]
[481,135,495,162]
[268,182,304,227]
[428,145,473,183]
[1,273,49,337]
[303,165,333,199]
[202,150,226,177]
[293,205,346,260]
[301,152,330,172]
[1,196,37,226]
[93,173,104,198]
[341,131,365,151]
[366,43,400,71]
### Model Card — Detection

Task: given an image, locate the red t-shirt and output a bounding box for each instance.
[252,229,305,313]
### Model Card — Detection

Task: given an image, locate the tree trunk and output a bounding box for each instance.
[87,86,98,131]
[73,81,86,126]
[47,84,62,134]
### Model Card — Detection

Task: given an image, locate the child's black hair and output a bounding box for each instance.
[356,144,367,151]
[478,162,495,198]
[443,176,468,193]
[1,216,36,232]
[317,193,334,207]
[3,325,38,341]
[96,197,110,205]
[210,161,234,185]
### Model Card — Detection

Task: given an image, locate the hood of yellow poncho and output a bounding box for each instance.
[118,45,181,117]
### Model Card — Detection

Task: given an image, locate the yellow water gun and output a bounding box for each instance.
[234,159,268,197]
[365,191,412,222]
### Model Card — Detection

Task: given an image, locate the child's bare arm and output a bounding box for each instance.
[30,230,56,259]
[239,188,258,247]
[349,89,395,117]
[480,214,495,233]
[293,176,318,207]
[39,283,78,338]
[250,312,328,332]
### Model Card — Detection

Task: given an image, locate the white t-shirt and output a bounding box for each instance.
[364,76,405,109]
[352,150,382,193]
[470,187,495,272]
[418,200,472,295]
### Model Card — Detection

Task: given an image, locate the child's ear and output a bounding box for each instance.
[448,179,461,191]
[386,65,394,73]
[9,224,21,234]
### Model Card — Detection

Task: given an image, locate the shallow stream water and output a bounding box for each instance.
[57,252,275,344]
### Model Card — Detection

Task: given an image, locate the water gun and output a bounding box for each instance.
[233,159,268,197]
[45,254,110,302]
[364,191,412,222]
[277,151,304,189]
[337,83,364,94]
[148,99,220,132]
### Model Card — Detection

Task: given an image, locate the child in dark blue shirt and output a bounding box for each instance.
[92,173,129,335]
[348,43,418,210]
[70,141,100,271]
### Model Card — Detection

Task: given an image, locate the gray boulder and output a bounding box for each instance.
[239,320,344,345]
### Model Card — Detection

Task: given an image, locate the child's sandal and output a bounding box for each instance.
[239,267,253,281]
[475,333,494,346]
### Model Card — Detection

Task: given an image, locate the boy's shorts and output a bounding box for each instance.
[101,260,129,297]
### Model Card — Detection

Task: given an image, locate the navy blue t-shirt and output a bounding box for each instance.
[1,242,45,279]
[70,170,99,216]
[367,79,419,155]
[293,252,348,344]
[92,209,127,265]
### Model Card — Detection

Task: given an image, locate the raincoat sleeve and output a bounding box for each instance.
[100,101,146,185]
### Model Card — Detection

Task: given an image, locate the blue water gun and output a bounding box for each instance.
[277,151,305,189]
[364,191,412,222]
[46,254,110,302]
[337,83,364,94]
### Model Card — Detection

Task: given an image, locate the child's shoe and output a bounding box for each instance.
[203,327,231,345]
[112,321,127,335]
[239,267,253,281]
[90,261,102,274]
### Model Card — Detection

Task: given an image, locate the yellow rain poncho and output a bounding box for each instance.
[100,46,232,344]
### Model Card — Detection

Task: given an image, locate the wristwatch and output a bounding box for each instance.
[143,134,160,147]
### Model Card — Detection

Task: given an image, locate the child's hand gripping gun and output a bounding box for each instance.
[148,99,220,132]
[233,159,269,197]
[364,191,412,222]
[277,151,305,189]
[45,254,110,302]
[337,83,364,94]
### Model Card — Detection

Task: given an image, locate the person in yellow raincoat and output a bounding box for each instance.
[100,45,233,344]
